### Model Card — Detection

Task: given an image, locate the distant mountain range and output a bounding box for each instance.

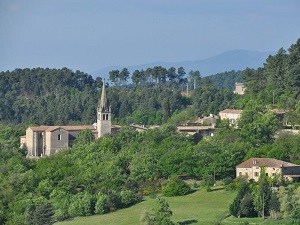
[91,50,276,80]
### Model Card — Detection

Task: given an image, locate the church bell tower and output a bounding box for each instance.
[97,80,111,138]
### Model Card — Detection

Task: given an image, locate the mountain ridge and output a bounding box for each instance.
[91,50,276,80]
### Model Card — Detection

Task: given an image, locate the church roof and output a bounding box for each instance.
[28,125,97,132]
[98,80,110,112]
[29,126,50,132]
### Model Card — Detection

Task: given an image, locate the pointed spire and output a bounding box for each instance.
[98,79,110,112]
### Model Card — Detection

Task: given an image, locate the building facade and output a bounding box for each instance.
[234,82,246,95]
[236,158,300,182]
[22,81,112,157]
[219,109,243,126]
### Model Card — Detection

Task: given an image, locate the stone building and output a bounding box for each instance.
[236,157,300,182]
[219,109,243,126]
[22,81,114,157]
[234,82,246,95]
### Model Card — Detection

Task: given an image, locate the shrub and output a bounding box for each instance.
[68,192,95,217]
[94,192,109,215]
[223,177,233,186]
[162,176,190,197]
[120,190,140,208]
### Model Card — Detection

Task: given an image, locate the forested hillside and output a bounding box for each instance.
[0,38,300,224]
[0,66,241,126]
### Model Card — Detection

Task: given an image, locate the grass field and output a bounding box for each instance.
[55,187,236,225]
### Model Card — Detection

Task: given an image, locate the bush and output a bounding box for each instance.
[120,190,140,207]
[94,192,109,215]
[68,192,95,217]
[162,176,191,197]
[223,177,233,186]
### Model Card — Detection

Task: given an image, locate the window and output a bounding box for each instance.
[102,114,106,120]
[272,173,276,177]
[58,134,61,141]
[266,173,269,177]
[254,172,259,177]
[106,114,108,120]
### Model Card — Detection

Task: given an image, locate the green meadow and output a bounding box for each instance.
[55,186,297,225]
[56,187,235,225]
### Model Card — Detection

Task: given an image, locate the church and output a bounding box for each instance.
[21,82,119,157]
[20,81,217,157]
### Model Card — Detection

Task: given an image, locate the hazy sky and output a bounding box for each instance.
[1,0,300,73]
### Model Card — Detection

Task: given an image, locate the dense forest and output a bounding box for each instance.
[0,66,241,126]
[0,38,300,224]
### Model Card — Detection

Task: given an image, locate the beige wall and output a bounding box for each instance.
[236,166,282,182]
[26,128,34,156]
[220,112,241,121]
[45,129,68,156]
[97,112,111,138]
[235,85,246,95]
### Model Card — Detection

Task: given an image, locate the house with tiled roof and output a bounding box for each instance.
[219,109,243,126]
[236,158,300,182]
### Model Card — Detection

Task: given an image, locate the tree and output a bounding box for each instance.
[25,203,54,225]
[177,67,186,84]
[202,172,215,191]
[119,68,130,85]
[188,70,201,90]
[253,176,271,218]
[141,197,174,225]
[239,107,278,146]
[230,182,255,218]
[132,70,141,85]
[162,176,190,197]
[109,69,120,86]
[74,129,95,146]
[269,192,280,219]
[167,67,177,85]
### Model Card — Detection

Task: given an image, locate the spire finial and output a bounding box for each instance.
[99,79,109,112]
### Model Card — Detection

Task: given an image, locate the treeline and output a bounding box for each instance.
[242,38,300,109]
[0,66,241,126]
[0,68,102,125]
[229,175,300,220]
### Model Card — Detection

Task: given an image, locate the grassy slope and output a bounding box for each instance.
[55,188,236,225]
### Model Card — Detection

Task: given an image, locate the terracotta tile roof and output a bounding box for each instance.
[177,126,214,131]
[236,158,299,168]
[61,125,96,131]
[29,125,97,132]
[28,126,50,132]
[45,126,64,132]
[130,124,147,130]
[219,109,244,114]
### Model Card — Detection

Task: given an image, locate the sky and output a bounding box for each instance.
[1,0,300,74]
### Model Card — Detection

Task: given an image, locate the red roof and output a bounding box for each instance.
[28,126,50,132]
[28,125,97,132]
[237,158,299,168]
[219,109,244,114]
[177,126,214,131]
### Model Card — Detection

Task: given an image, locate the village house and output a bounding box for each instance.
[176,125,215,137]
[236,158,300,182]
[219,109,243,126]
